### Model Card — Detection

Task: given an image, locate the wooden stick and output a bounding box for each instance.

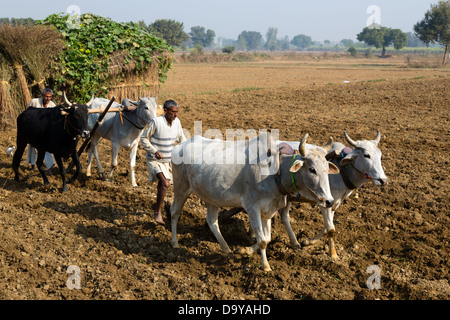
[66,96,116,171]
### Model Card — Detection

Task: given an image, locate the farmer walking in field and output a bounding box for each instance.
[26,87,56,175]
[141,100,186,224]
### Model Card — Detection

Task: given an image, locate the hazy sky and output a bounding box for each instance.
[0,0,439,42]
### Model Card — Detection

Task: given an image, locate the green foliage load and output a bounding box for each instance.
[38,13,174,101]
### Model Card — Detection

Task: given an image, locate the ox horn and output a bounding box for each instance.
[63,91,72,107]
[372,130,381,146]
[86,94,94,106]
[344,131,360,148]
[323,137,333,152]
[299,133,309,157]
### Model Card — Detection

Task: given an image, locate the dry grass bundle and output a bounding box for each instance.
[0,60,15,129]
[0,24,64,128]
[107,50,173,100]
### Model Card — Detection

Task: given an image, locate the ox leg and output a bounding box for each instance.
[321,207,337,259]
[36,149,50,186]
[260,217,272,271]
[53,155,68,192]
[68,152,81,184]
[302,207,338,259]
[107,144,119,180]
[170,177,191,249]
[87,138,105,180]
[279,202,301,249]
[327,230,337,260]
[86,144,93,177]
[245,209,272,271]
[206,204,231,254]
[129,144,138,187]
[302,229,325,247]
[12,141,27,182]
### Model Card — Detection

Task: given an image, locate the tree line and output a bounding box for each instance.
[1,1,449,64]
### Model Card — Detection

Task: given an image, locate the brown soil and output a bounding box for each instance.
[0,56,449,300]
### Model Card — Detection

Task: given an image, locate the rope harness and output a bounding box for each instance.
[64,114,84,138]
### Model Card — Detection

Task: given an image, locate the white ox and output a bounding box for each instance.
[170,133,340,271]
[257,130,387,259]
[85,97,161,187]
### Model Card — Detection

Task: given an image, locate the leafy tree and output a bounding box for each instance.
[147,19,188,47]
[280,35,290,50]
[189,26,215,47]
[290,34,312,49]
[222,45,235,54]
[265,27,278,51]
[340,39,354,47]
[357,26,407,57]
[237,31,263,50]
[348,47,357,57]
[414,0,450,65]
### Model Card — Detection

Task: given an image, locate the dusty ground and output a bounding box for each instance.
[0,54,449,300]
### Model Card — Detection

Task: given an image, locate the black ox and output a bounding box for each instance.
[12,104,90,192]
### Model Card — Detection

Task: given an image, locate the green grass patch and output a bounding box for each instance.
[232,87,264,93]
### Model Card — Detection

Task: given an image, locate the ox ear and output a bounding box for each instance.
[61,110,69,116]
[339,153,357,167]
[289,159,304,173]
[328,162,340,174]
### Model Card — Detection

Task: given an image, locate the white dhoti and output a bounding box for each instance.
[26,145,55,170]
[146,159,172,184]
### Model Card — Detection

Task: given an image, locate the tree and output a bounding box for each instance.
[340,39,354,47]
[348,47,357,57]
[406,32,427,47]
[265,27,278,51]
[237,31,263,50]
[147,19,188,47]
[357,26,407,57]
[189,26,215,48]
[391,29,408,50]
[414,0,450,65]
[290,34,312,49]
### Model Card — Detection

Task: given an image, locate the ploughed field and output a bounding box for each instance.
[0,54,449,299]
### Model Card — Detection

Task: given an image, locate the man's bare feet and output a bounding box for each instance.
[154,212,164,224]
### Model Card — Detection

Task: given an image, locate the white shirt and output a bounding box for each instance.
[28,97,56,109]
[141,115,186,162]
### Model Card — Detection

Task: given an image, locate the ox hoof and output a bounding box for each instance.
[239,247,255,255]
[301,239,312,247]
[171,242,180,249]
[262,264,272,272]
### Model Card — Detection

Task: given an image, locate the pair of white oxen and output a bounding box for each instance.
[86,96,388,272]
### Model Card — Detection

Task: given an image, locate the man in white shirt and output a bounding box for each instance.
[27,88,56,174]
[141,100,186,224]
